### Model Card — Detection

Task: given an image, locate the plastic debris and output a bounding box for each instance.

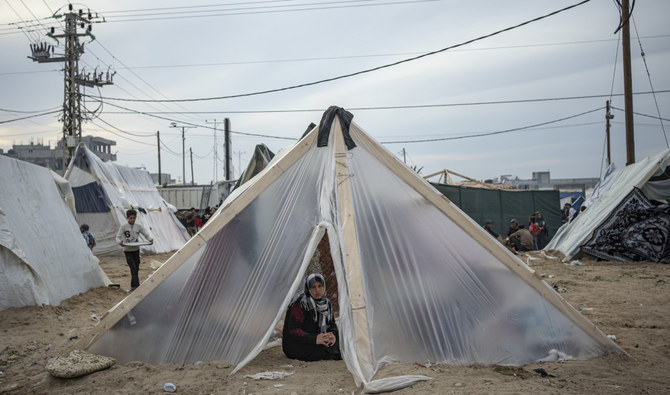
[607,334,617,340]
[164,382,177,392]
[569,260,585,266]
[537,349,572,362]
[245,371,294,380]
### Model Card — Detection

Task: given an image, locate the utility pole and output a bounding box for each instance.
[169,123,195,185]
[621,0,635,165]
[206,119,225,182]
[605,101,613,166]
[190,148,195,185]
[224,118,232,180]
[157,131,162,185]
[402,148,406,163]
[28,5,112,172]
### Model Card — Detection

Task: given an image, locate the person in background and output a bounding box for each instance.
[508,224,533,252]
[80,224,96,250]
[282,273,341,361]
[535,212,549,249]
[529,215,541,251]
[186,207,197,236]
[116,209,153,291]
[484,219,501,241]
[507,219,519,237]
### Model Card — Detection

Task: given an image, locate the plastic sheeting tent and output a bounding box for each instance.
[546,148,670,262]
[0,155,110,311]
[81,108,622,393]
[65,144,189,256]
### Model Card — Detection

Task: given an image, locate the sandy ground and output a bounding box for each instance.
[1,250,668,394]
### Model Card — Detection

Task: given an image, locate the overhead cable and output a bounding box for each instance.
[380,107,604,144]
[89,0,592,103]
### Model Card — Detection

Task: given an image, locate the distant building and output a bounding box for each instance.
[494,171,599,194]
[150,172,176,186]
[2,135,116,174]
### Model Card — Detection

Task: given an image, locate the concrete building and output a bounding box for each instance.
[494,171,599,194]
[2,135,116,174]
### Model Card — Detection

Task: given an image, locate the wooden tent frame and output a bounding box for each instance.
[77,113,623,361]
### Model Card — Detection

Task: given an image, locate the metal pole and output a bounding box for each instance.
[224,118,231,180]
[621,0,635,165]
[182,127,186,184]
[190,147,194,185]
[605,101,613,166]
[157,131,162,185]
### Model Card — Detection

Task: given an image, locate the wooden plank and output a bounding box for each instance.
[78,130,318,351]
[334,119,374,378]
[349,124,623,353]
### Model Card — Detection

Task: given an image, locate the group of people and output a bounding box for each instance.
[562,202,587,224]
[178,206,218,237]
[484,211,549,253]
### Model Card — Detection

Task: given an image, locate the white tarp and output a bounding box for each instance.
[546,148,670,261]
[86,109,621,392]
[65,144,189,256]
[0,155,109,311]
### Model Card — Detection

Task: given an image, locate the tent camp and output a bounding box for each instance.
[0,155,110,311]
[80,108,622,392]
[546,148,670,263]
[65,144,190,255]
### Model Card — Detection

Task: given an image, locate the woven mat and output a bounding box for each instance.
[46,349,116,378]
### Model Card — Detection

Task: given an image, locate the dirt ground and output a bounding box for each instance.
[1,250,668,394]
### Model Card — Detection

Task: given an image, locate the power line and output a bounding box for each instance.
[97,0,443,23]
[380,107,604,144]
[610,106,670,122]
[0,105,60,113]
[0,109,60,124]
[89,0,593,104]
[632,16,668,148]
[95,89,670,115]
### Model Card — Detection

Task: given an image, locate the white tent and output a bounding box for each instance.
[0,155,110,311]
[81,108,622,392]
[65,144,189,255]
[546,148,670,261]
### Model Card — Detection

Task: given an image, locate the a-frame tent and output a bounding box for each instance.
[65,144,190,255]
[0,155,110,311]
[546,148,670,262]
[80,108,622,392]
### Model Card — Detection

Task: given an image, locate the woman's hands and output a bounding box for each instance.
[316,332,336,347]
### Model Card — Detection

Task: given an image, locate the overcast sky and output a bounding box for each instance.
[1,0,668,185]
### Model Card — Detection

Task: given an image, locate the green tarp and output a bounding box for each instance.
[431,183,560,240]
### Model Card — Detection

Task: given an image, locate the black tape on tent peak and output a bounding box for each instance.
[317,106,356,150]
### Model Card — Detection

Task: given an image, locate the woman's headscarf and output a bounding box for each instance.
[292,273,333,333]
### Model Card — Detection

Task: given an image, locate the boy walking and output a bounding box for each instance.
[116,209,153,290]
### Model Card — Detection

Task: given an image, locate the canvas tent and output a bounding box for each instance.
[546,148,670,262]
[0,155,110,311]
[231,143,275,191]
[80,108,622,392]
[65,144,189,255]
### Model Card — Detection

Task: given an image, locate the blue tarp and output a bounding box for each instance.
[73,182,110,213]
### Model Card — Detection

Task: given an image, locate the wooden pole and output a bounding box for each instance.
[621,0,635,165]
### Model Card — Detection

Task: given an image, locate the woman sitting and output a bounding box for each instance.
[282,273,342,361]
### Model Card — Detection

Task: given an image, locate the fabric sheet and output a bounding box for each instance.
[582,188,670,263]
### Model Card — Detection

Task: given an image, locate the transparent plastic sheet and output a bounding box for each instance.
[66,145,189,255]
[89,143,331,365]
[0,156,108,310]
[546,148,670,261]
[346,132,606,375]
